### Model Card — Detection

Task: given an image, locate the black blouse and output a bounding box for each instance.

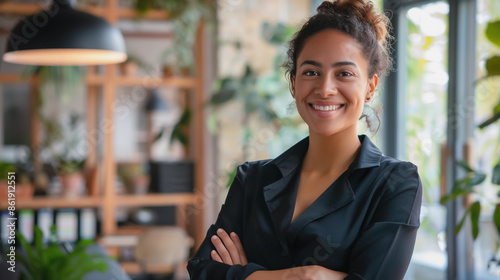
[188,135,422,280]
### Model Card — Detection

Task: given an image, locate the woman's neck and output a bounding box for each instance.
[303,128,362,175]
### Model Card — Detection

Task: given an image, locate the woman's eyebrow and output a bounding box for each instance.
[299,60,358,68]
[332,61,357,68]
[299,60,321,67]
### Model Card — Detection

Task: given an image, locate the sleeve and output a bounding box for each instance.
[187,162,267,280]
[345,162,423,280]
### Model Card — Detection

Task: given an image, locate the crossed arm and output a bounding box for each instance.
[210,228,348,280]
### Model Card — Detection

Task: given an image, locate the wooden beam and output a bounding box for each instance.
[0,3,170,20]
[0,196,102,210]
[102,63,117,235]
[115,193,197,207]
[85,66,99,197]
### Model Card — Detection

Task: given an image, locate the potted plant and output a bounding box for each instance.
[40,114,86,197]
[0,161,17,200]
[57,158,85,197]
[149,107,194,193]
[134,0,215,77]
[119,53,154,77]
[160,38,194,77]
[22,65,84,104]
[15,226,110,280]
[118,162,150,194]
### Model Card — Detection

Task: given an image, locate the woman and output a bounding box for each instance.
[188,0,422,279]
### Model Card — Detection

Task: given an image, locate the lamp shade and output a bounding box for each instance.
[2,0,127,65]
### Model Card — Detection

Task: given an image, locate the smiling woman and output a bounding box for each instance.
[188,1,422,279]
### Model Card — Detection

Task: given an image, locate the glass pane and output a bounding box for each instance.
[474,0,500,278]
[403,2,449,280]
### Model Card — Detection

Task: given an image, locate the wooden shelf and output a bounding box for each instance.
[116,193,196,207]
[0,74,33,84]
[0,193,196,209]
[0,196,101,210]
[87,75,198,88]
[0,73,198,89]
[0,0,208,269]
[0,3,170,20]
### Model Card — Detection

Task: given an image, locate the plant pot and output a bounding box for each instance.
[163,66,174,78]
[0,181,34,200]
[17,184,34,199]
[162,65,191,78]
[120,61,139,77]
[60,172,84,197]
[126,175,150,195]
[180,66,191,77]
[149,161,194,193]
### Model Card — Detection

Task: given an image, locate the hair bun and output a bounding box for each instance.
[316,1,338,15]
[316,0,390,45]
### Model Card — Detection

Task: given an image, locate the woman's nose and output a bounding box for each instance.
[316,76,337,97]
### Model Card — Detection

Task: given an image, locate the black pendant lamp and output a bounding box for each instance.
[2,0,127,65]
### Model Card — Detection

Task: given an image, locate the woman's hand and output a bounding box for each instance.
[210,228,248,265]
[246,265,348,280]
[287,265,348,280]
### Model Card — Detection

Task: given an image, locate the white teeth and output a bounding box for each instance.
[312,104,342,111]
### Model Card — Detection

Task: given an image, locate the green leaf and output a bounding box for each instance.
[478,111,500,129]
[209,89,236,106]
[493,203,500,236]
[485,21,500,48]
[225,165,239,189]
[485,56,500,77]
[492,163,500,185]
[33,226,44,266]
[455,209,469,235]
[178,108,192,125]
[467,173,487,188]
[494,102,500,114]
[457,160,475,172]
[440,188,468,204]
[154,127,165,142]
[470,201,481,240]
[16,230,41,280]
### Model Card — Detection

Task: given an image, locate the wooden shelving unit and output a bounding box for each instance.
[0,0,208,275]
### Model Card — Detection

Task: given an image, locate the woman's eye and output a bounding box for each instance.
[338,71,354,77]
[304,71,319,76]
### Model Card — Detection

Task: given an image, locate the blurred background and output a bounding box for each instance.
[0,0,498,279]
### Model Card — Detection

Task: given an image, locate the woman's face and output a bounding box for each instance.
[291,29,378,137]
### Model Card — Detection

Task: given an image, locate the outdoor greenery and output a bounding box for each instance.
[404,2,449,245]
[440,19,500,242]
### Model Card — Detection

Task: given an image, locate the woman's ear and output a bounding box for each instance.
[290,74,296,98]
[366,74,378,102]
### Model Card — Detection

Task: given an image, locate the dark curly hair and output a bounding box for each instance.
[284,0,393,80]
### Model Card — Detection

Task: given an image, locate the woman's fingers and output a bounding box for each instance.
[216,228,242,264]
[211,250,223,263]
[230,232,248,265]
[211,234,233,265]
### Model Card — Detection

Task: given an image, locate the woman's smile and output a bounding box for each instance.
[308,102,345,118]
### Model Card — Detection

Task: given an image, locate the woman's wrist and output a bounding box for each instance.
[245,266,348,280]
